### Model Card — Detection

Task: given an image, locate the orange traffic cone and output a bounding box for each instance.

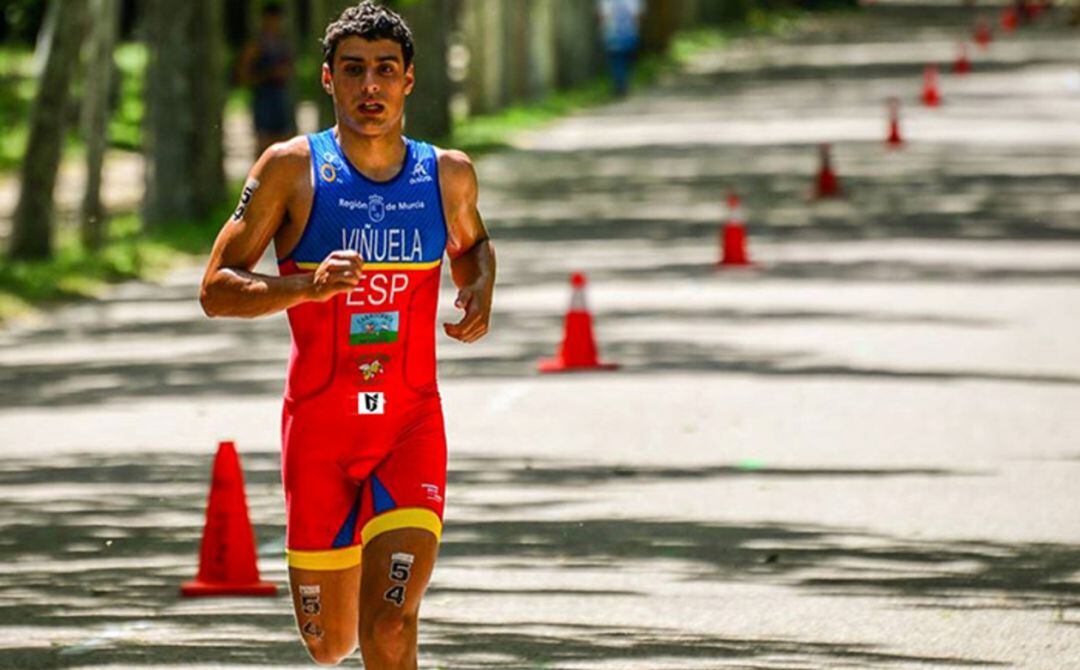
[953,43,972,75]
[812,144,842,199]
[538,273,618,373]
[974,18,993,49]
[886,97,904,149]
[181,441,277,597]
[718,191,752,267]
[1001,5,1019,31]
[922,65,942,107]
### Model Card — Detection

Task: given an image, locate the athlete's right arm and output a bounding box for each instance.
[199,143,363,319]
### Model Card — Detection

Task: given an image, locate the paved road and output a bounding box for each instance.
[1,2,1079,668]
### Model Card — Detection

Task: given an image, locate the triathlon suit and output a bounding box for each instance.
[278,129,448,571]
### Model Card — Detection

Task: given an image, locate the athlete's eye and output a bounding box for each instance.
[345,64,362,76]
[379,65,395,75]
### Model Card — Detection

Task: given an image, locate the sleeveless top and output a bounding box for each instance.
[278,130,448,414]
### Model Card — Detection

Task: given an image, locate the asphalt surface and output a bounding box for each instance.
[1,2,1079,668]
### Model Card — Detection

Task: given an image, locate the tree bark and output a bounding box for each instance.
[190,0,227,215]
[10,1,88,259]
[399,0,451,140]
[143,0,227,226]
[81,0,121,250]
[480,0,507,112]
[313,0,355,130]
[143,0,197,226]
[526,0,556,101]
[555,0,600,89]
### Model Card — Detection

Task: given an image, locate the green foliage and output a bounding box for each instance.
[0,41,146,169]
[109,43,147,150]
[0,46,35,170]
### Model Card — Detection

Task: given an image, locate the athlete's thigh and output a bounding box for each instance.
[289,564,361,652]
[359,528,439,618]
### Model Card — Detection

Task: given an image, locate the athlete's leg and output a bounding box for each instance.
[357,528,439,670]
[288,564,361,666]
[282,400,371,666]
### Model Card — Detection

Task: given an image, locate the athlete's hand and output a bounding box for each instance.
[309,250,364,302]
[443,284,490,343]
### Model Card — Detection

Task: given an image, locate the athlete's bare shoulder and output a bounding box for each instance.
[435,148,477,190]
[435,148,478,212]
[254,135,311,190]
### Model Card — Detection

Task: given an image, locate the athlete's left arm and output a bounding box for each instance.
[439,149,496,344]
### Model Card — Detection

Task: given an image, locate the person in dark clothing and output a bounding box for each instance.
[238,2,296,156]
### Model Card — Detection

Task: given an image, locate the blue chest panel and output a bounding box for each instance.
[284,130,447,268]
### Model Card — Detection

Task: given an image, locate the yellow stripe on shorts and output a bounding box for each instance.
[286,545,362,571]
[361,507,442,545]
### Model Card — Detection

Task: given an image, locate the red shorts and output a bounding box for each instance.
[280,392,447,571]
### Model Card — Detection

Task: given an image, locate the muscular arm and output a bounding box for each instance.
[439,149,496,343]
[199,141,362,318]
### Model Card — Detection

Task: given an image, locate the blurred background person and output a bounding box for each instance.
[597,0,644,97]
[236,2,295,156]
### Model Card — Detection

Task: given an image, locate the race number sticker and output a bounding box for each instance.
[383,552,414,607]
[231,178,260,221]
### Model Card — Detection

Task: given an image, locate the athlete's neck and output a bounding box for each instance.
[333,124,406,183]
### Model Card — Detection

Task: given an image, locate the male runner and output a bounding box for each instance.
[199,3,495,667]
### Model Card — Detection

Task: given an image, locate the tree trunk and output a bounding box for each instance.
[10,1,87,260]
[400,0,451,140]
[641,0,682,54]
[313,0,355,130]
[526,0,556,101]
[81,0,121,251]
[190,0,227,215]
[555,0,599,89]
[31,0,59,77]
[504,0,530,103]
[479,0,507,112]
[143,0,197,226]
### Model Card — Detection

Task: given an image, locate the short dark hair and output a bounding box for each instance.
[322,1,415,71]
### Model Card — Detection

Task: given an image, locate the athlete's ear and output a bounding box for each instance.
[321,62,334,96]
[403,62,415,96]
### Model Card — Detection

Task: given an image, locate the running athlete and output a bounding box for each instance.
[199,3,495,667]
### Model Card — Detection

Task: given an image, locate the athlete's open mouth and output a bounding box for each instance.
[359,101,385,115]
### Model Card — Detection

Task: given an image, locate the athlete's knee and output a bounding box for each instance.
[303,637,356,667]
[299,621,356,667]
[360,608,416,663]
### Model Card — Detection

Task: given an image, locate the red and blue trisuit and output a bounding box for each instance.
[277,130,448,571]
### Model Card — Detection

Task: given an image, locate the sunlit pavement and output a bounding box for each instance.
[2,2,1079,668]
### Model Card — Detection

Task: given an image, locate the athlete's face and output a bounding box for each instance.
[323,37,414,137]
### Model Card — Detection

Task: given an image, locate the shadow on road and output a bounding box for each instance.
[0,450,1073,667]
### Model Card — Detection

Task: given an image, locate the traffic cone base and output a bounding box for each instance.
[922,65,942,107]
[538,357,619,373]
[953,45,971,75]
[1001,7,1018,31]
[812,144,843,200]
[719,223,754,267]
[181,441,277,598]
[886,98,904,148]
[180,580,278,597]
